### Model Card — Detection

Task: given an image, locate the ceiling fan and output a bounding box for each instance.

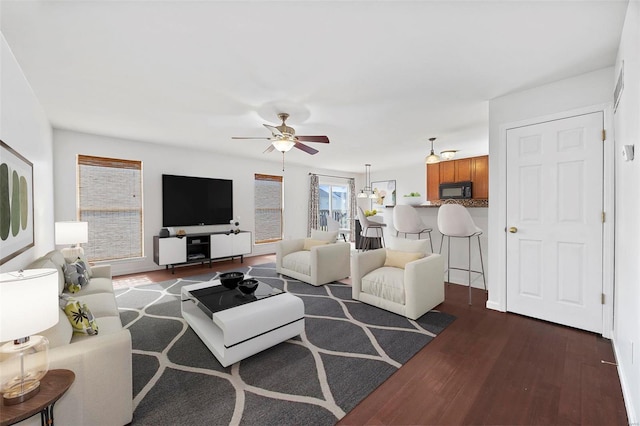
[232,113,330,155]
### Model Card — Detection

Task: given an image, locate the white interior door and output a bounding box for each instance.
[506,112,603,333]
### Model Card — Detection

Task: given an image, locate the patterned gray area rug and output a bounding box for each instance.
[115,262,455,425]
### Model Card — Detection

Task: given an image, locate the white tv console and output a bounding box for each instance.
[153,231,251,273]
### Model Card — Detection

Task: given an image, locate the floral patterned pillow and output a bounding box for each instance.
[59,295,99,335]
[63,258,90,293]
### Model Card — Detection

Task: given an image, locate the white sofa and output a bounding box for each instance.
[276,229,351,286]
[16,249,133,426]
[351,238,444,320]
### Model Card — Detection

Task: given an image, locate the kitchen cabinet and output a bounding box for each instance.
[439,161,455,183]
[426,155,489,201]
[471,155,489,199]
[426,163,440,202]
[455,158,472,182]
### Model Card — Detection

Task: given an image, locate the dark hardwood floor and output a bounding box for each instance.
[114,255,628,425]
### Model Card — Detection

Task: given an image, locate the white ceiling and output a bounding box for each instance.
[1,0,628,173]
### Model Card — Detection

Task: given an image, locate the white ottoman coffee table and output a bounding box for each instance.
[181,279,304,367]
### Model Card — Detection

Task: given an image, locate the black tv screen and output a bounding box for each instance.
[162,174,233,227]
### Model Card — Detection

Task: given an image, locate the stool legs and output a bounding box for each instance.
[439,233,486,305]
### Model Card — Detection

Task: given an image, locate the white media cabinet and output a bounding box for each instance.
[153,231,251,273]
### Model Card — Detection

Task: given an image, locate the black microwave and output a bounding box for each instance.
[439,181,472,199]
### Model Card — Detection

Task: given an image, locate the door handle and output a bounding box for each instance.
[509,227,518,233]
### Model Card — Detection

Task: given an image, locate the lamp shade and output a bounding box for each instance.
[55,221,88,245]
[0,269,59,341]
[271,138,296,152]
[425,152,441,164]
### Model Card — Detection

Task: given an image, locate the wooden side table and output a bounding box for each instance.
[0,369,75,426]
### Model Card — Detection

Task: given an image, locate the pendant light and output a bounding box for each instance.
[357,164,376,198]
[425,137,440,164]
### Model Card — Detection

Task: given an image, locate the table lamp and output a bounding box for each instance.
[0,268,59,405]
[55,221,88,261]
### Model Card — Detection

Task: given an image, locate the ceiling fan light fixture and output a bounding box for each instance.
[272,138,296,152]
[425,137,441,164]
[440,150,457,161]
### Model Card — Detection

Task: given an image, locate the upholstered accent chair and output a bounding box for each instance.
[276,229,351,286]
[351,237,444,320]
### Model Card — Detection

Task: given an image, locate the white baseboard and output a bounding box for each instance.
[612,335,638,425]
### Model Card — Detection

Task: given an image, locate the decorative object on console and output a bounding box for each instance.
[159,228,170,238]
[230,219,240,234]
[357,163,377,199]
[425,137,441,164]
[0,268,58,405]
[55,221,88,261]
[219,271,245,289]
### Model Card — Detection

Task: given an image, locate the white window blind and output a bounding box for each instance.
[78,155,143,261]
[254,174,283,244]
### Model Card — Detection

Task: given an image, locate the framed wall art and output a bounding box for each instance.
[371,179,396,208]
[0,140,34,265]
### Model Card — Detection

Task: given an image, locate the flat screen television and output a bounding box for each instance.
[162,174,233,227]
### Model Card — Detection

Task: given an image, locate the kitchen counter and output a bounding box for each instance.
[409,199,489,208]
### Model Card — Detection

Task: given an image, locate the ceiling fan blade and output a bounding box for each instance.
[295,135,330,143]
[232,136,272,140]
[263,124,283,137]
[263,144,276,154]
[294,142,319,155]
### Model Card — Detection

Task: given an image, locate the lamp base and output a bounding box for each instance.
[60,246,85,262]
[2,378,41,405]
[0,336,50,406]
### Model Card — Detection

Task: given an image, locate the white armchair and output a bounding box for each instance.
[351,237,444,319]
[276,229,351,286]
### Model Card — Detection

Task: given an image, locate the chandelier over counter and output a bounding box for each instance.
[425,137,440,164]
[357,163,377,199]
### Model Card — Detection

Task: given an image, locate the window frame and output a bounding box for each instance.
[254,173,283,244]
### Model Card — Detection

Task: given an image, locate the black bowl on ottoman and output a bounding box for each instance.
[238,278,259,295]
[219,271,244,289]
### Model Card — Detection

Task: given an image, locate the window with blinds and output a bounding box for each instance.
[254,174,283,244]
[77,155,143,262]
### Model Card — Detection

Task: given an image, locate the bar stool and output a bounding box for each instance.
[437,203,486,305]
[392,204,434,252]
[357,207,385,250]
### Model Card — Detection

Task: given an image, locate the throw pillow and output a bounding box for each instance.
[310,229,338,243]
[384,249,425,269]
[63,258,90,293]
[387,236,430,255]
[60,295,99,335]
[303,238,329,251]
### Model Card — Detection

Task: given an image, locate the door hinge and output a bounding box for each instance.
[602,212,606,223]
[601,293,605,305]
[602,129,606,141]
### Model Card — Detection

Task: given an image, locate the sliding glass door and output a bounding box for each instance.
[319,183,349,230]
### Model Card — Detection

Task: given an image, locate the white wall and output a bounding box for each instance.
[0,33,53,273]
[612,1,640,422]
[53,129,359,276]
